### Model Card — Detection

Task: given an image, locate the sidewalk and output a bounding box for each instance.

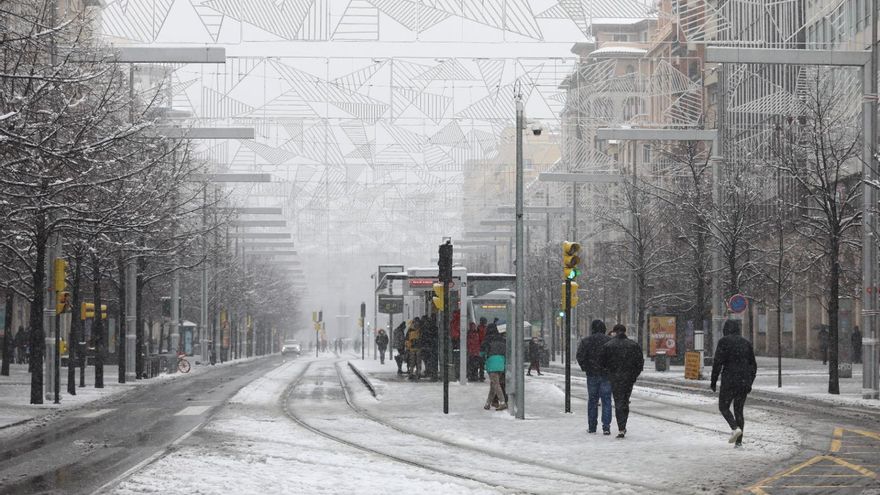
[0,356,257,435]
[637,355,880,411]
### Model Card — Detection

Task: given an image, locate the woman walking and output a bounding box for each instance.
[480,324,507,411]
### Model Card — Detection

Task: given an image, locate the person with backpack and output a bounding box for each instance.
[576,319,612,435]
[600,324,644,439]
[711,319,758,447]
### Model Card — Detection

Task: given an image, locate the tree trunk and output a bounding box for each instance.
[92,253,104,389]
[68,252,82,394]
[828,235,840,394]
[1,291,12,376]
[30,221,48,404]
[135,254,146,378]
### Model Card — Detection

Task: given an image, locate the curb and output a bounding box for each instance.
[347,361,377,397]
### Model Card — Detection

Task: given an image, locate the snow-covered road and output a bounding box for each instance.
[107,355,808,494]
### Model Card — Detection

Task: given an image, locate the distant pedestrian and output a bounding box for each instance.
[852,326,862,364]
[481,324,507,411]
[376,329,389,364]
[577,319,612,435]
[711,319,757,447]
[14,327,27,364]
[600,324,644,439]
[393,322,406,375]
[818,326,829,364]
[466,322,481,381]
[527,337,543,376]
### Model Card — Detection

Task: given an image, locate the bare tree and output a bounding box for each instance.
[772,68,863,394]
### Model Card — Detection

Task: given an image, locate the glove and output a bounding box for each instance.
[710,382,717,392]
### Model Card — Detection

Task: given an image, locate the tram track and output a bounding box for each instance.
[282,359,674,495]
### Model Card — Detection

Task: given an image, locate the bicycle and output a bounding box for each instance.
[177,351,191,374]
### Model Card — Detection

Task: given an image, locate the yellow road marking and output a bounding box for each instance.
[831,427,843,452]
[851,429,880,441]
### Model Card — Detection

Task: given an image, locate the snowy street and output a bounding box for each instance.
[22,355,860,495]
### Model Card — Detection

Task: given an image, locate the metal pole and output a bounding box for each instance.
[44,235,58,402]
[863,3,880,398]
[54,307,60,404]
[442,279,450,414]
[565,279,572,413]
[514,96,525,419]
[125,258,136,380]
[711,67,726,355]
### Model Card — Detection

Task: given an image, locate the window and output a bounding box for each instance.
[613,34,629,42]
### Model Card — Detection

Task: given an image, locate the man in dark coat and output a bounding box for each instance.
[852,326,862,364]
[711,319,757,447]
[393,322,406,375]
[600,323,644,439]
[818,326,829,364]
[376,329,389,364]
[577,319,612,435]
[527,337,543,376]
[422,314,439,380]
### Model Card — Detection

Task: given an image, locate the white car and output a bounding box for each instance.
[282,340,302,356]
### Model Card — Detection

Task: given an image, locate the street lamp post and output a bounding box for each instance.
[513,95,526,419]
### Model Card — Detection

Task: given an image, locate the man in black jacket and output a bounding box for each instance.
[711,319,757,447]
[576,319,612,435]
[600,324,644,439]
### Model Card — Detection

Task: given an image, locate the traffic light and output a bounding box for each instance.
[561,282,580,310]
[82,302,94,320]
[432,283,445,310]
[438,240,453,282]
[562,241,582,279]
[53,258,68,292]
[81,302,107,320]
[56,292,70,314]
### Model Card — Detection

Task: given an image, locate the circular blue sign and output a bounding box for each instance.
[728,294,748,313]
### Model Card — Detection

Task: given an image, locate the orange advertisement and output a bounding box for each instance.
[649,316,677,357]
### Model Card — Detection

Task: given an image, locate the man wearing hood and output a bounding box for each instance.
[481,323,507,411]
[600,324,644,439]
[711,319,757,447]
[576,319,612,435]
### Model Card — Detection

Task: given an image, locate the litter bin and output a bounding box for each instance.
[655,350,668,372]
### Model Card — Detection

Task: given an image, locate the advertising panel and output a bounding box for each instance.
[649,315,677,357]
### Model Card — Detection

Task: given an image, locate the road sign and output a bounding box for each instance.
[378,295,403,314]
[728,294,748,314]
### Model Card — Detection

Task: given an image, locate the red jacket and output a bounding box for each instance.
[467,323,481,356]
[477,324,487,345]
[450,310,461,341]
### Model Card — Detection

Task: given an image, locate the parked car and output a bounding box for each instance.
[282,340,302,356]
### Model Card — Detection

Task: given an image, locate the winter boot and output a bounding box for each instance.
[728,428,743,444]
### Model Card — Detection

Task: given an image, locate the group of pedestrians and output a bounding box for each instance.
[576,318,757,446]
[390,315,441,381]
[576,320,643,438]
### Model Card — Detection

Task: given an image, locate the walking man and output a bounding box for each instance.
[576,319,612,435]
[481,325,507,411]
[376,329,389,364]
[852,326,862,364]
[818,325,829,364]
[600,324,644,439]
[527,337,543,376]
[711,319,757,447]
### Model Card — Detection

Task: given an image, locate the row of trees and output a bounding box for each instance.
[525,69,866,394]
[0,1,300,403]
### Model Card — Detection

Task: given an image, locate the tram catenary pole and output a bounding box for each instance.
[514,94,525,419]
[564,279,572,413]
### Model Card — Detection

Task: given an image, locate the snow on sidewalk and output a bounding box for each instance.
[638,355,880,411]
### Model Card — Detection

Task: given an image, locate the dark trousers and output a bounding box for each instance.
[611,382,634,432]
[719,388,748,438]
[378,347,386,364]
[395,349,404,372]
[467,355,481,381]
[854,345,862,364]
[528,358,541,374]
